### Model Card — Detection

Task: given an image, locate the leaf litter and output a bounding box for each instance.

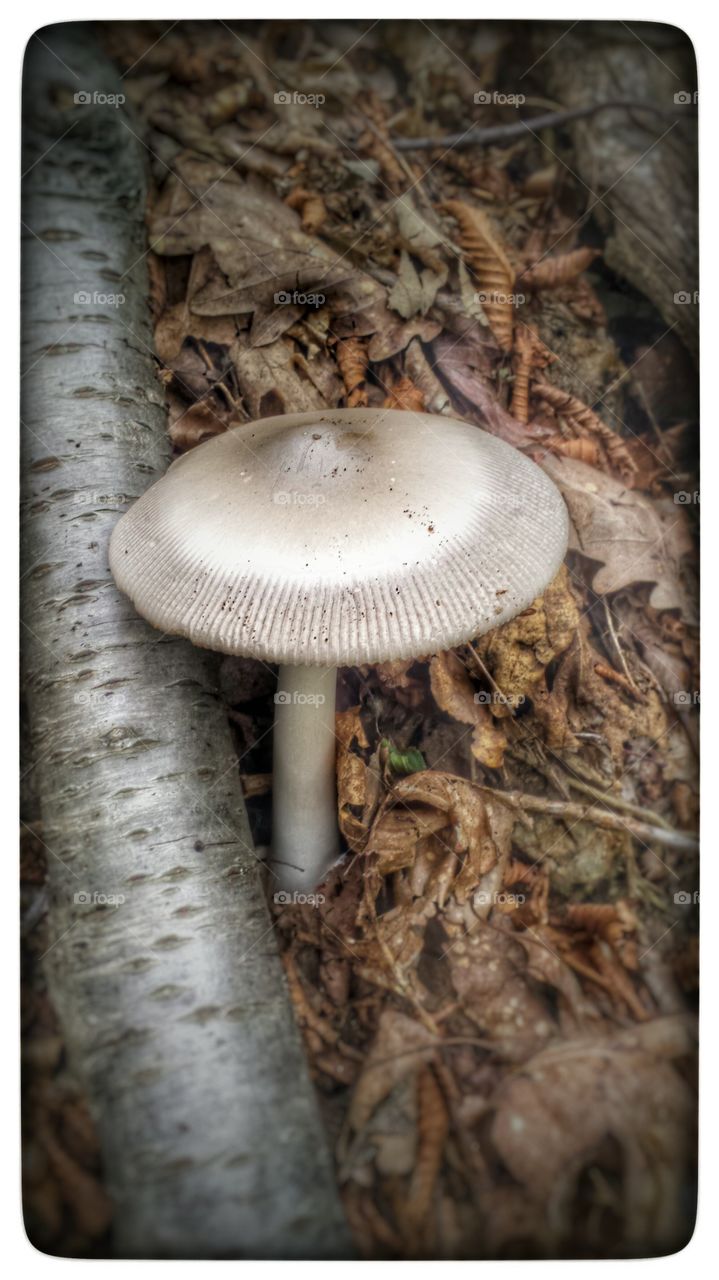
[103,18,698,1259]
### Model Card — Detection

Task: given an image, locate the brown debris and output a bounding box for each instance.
[358,91,411,195]
[382,376,426,412]
[336,337,370,407]
[519,246,600,290]
[404,1066,449,1244]
[439,200,516,351]
[544,434,601,466]
[533,378,638,480]
[510,325,553,424]
[429,649,507,768]
[285,185,328,234]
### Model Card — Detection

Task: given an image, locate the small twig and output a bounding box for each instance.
[495,790,697,854]
[550,752,673,830]
[360,1036,506,1073]
[602,598,641,694]
[563,775,672,832]
[393,100,692,151]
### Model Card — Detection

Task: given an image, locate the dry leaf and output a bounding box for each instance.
[383,377,426,412]
[336,337,369,407]
[440,200,515,351]
[519,246,600,290]
[347,1010,437,1134]
[541,455,696,620]
[404,337,452,415]
[368,771,500,888]
[335,706,379,852]
[429,650,507,768]
[231,335,333,418]
[367,315,441,362]
[445,918,566,1060]
[510,325,549,424]
[430,334,531,448]
[473,567,579,711]
[166,393,231,451]
[405,1066,448,1240]
[533,379,637,480]
[486,1020,695,1254]
[285,185,328,234]
[545,434,601,466]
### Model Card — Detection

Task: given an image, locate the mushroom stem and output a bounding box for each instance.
[269,664,339,893]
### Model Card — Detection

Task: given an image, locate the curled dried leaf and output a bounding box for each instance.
[533,379,637,479]
[405,1066,449,1241]
[166,394,230,451]
[430,650,507,768]
[335,706,380,852]
[368,771,500,890]
[285,185,328,235]
[404,337,452,415]
[519,246,600,290]
[510,326,550,424]
[336,337,369,407]
[565,899,639,951]
[383,376,426,412]
[593,659,643,701]
[544,434,602,466]
[440,200,515,351]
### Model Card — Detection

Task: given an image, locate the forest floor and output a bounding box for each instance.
[23,19,698,1259]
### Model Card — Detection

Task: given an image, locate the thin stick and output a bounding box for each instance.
[496,790,697,854]
[393,100,692,151]
[602,597,641,694]
[564,775,673,832]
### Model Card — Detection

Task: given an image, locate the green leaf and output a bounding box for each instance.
[382,739,427,775]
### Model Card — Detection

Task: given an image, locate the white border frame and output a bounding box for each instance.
[7,4,711,1275]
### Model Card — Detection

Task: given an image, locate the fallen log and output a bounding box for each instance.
[21,23,351,1259]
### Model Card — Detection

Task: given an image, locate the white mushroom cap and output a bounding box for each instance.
[109,409,569,666]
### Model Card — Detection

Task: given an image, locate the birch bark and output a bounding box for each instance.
[21,24,350,1259]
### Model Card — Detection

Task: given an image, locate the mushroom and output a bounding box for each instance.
[109,408,568,891]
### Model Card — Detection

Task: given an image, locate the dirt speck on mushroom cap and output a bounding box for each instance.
[109,408,569,666]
